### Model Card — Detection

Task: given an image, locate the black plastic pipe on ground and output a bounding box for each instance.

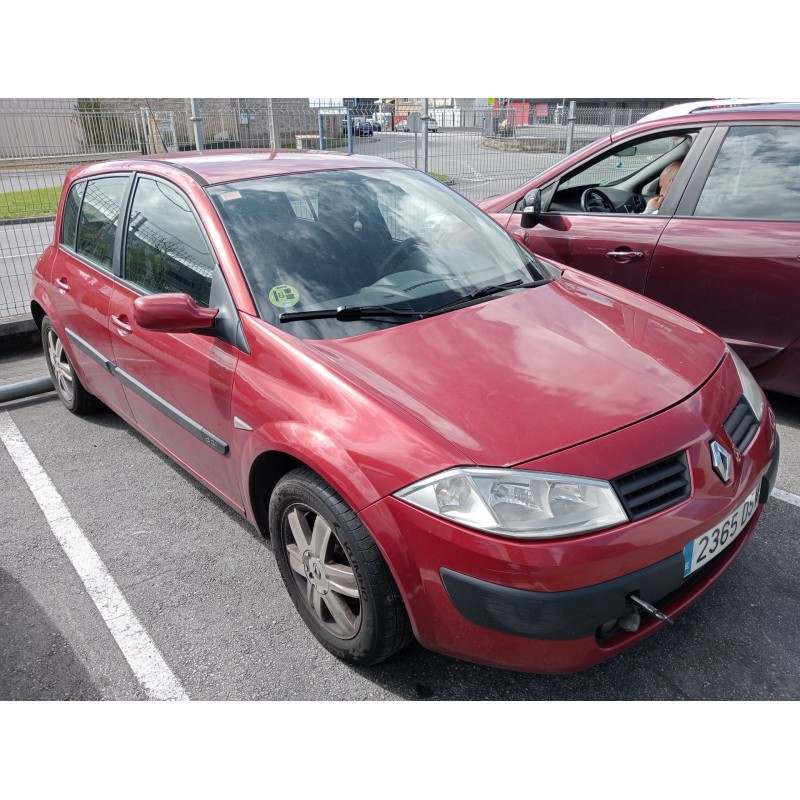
[0,377,54,403]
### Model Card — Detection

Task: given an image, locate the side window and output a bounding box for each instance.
[695,125,800,221]
[75,177,129,269]
[61,181,85,249]
[560,133,694,189]
[124,178,215,307]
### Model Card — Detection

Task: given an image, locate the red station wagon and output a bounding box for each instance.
[31,150,779,673]
[480,100,800,398]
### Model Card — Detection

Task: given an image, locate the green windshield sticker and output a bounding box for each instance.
[269,285,300,308]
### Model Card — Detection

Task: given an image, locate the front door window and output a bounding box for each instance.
[124,177,215,305]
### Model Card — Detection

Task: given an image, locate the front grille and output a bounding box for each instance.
[611,452,690,522]
[725,396,758,453]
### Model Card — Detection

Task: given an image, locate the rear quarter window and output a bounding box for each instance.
[60,181,85,249]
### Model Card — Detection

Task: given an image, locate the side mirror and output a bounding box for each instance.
[520,188,542,229]
[134,293,218,333]
[617,146,637,157]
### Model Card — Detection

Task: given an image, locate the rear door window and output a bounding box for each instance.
[694,125,800,220]
[75,176,129,269]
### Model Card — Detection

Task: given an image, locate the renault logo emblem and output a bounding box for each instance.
[710,440,732,483]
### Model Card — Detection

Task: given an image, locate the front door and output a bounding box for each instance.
[516,213,666,294]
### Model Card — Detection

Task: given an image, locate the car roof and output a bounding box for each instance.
[71,149,408,186]
[638,98,800,123]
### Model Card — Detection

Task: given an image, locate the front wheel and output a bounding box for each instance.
[269,467,413,665]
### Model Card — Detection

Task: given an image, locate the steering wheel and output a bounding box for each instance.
[375,237,423,279]
[581,187,616,213]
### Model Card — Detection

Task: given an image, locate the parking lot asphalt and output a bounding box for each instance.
[1,335,799,701]
[0,340,48,385]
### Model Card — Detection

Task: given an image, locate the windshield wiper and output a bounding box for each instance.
[279,279,542,323]
[279,305,428,323]
[429,279,536,313]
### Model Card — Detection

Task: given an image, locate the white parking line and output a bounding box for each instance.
[0,411,189,701]
[771,488,800,509]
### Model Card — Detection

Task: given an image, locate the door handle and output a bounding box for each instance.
[55,277,69,291]
[111,314,133,334]
[606,248,645,263]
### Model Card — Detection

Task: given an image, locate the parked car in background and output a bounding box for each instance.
[395,117,438,133]
[30,150,778,674]
[341,117,373,136]
[369,119,382,132]
[479,100,800,397]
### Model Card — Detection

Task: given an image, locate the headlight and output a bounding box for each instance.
[729,348,764,421]
[394,468,628,539]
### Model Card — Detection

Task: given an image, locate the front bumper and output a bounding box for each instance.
[360,374,778,674]
[442,436,779,644]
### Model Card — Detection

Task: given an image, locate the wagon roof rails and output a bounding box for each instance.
[638,98,800,123]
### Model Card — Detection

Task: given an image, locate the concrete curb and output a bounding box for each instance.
[0,215,57,227]
[0,316,39,355]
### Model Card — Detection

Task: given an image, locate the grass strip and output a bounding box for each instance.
[0,187,61,220]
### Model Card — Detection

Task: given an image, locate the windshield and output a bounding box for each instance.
[208,168,557,339]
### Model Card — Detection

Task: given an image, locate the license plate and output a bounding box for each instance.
[683,484,760,577]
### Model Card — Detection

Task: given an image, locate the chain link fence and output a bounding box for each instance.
[1,98,663,319]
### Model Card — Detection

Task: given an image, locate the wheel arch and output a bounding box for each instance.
[243,412,411,536]
[247,449,305,540]
[244,441,417,628]
[31,300,46,330]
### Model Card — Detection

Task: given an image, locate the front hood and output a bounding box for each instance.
[311,271,725,466]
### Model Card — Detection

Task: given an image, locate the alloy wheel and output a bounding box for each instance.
[284,503,362,640]
[46,328,75,405]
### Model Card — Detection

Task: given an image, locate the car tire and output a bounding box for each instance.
[269,466,413,665]
[41,316,101,414]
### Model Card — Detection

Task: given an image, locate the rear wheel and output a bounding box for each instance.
[41,316,101,414]
[269,467,413,665]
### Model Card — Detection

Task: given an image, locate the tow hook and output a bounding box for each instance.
[601,593,676,635]
[628,593,674,626]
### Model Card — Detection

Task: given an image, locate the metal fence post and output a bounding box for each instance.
[317,112,325,150]
[565,100,576,154]
[346,109,353,153]
[267,99,278,149]
[189,99,204,151]
[422,98,429,174]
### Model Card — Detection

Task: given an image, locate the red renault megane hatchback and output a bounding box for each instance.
[30,150,779,673]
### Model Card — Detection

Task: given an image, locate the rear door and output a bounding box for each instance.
[50,175,134,419]
[645,123,800,369]
[107,174,244,510]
